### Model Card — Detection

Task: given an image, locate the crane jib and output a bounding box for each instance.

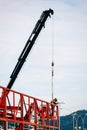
[7,9,54,89]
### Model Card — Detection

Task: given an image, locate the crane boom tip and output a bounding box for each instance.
[49,8,54,15]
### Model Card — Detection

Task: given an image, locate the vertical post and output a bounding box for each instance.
[21,94,23,121]
[73,114,75,130]
[34,99,37,130]
[72,113,76,130]
[59,108,60,130]
[46,103,49,128]
[3,88,7,130]
[76,119,78,130]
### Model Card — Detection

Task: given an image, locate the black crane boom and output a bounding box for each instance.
[7,9,54,89]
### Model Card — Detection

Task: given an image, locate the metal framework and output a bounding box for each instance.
[0,86,59,130]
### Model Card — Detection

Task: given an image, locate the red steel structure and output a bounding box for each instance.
[0,9,59,130]
[0,86,59,130]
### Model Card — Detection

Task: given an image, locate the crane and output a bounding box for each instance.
[7,8,54,89]
[0,9,59,130]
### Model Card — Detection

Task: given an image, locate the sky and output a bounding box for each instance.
[0,0,87,116]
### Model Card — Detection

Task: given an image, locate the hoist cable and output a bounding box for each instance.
[51,15,54,101]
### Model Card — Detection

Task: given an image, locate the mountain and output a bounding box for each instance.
[0,110,87,129]
[60,110,87,130]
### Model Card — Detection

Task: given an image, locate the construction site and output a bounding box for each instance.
[0,9,59,130]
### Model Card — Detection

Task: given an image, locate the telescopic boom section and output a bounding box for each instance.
[7,9,54,89]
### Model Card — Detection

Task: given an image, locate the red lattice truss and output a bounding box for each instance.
[0,86,59,130]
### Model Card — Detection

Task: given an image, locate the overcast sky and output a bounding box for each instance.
[0,0,87,116]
